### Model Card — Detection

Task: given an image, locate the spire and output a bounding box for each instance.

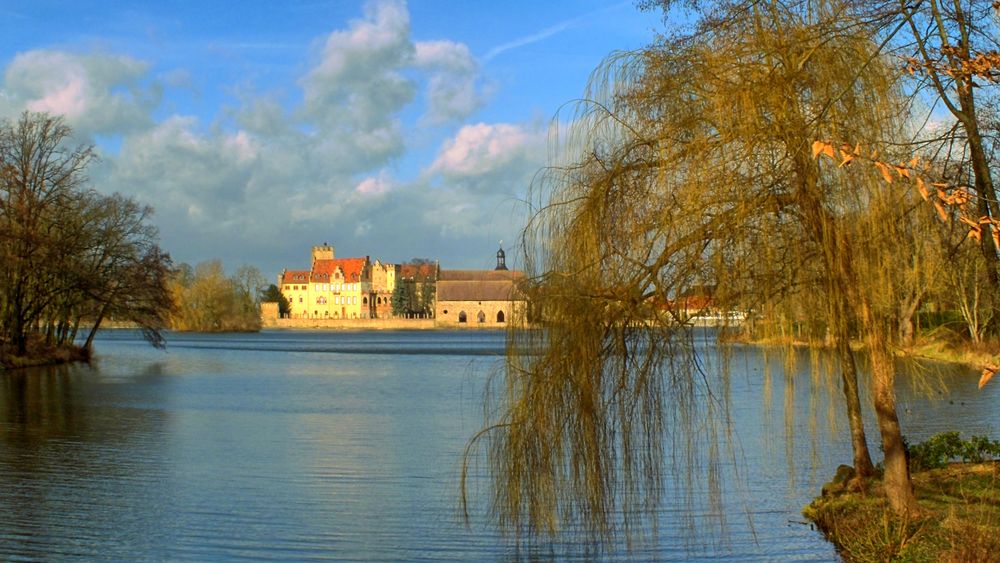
[495,241,508,271]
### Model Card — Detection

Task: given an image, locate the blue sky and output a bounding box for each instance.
[1,1,663,279]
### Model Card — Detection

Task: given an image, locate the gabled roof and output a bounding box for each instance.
[281,270,311,285]
[312,258,367,283]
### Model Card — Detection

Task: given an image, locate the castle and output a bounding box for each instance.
[279,243,401,320]
[275,243,525,327]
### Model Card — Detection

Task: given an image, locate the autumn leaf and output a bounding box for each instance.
[951,188,971,206]
[916,177,930,201]
[811,140,834,159]
[980,366,997,389]
[933,200,949,221]
[908,156,920,168]
[839,147,854,167]
[935,185,949,201]
[894,165,910,179]
[875,162,894,184]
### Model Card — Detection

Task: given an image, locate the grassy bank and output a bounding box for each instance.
[804,462,1000,562]
[0,341,90,370]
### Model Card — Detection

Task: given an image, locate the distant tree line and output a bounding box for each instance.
[169,260,266,332]
[0,112,172,363]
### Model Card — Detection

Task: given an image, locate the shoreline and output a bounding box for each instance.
[805,462,1000,561]
[0,343,90,371]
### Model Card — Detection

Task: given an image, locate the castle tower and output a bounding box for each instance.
[312,242,335,265]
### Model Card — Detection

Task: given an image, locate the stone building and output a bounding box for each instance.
[369,260,399,319]
[279,244,380,319]
[434,246,525,328]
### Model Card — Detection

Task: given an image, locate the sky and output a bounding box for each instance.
[1,0,664,280]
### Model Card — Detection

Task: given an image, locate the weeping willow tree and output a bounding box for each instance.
[463,0,935,551]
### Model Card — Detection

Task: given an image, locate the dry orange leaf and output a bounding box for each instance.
[980,367,996,389]
[916,177,930,201]
[933,200,948,221]
[811,141,835,159]
[839,148,854,167]
[894,165,910,179]
[875,162,894,184]
[951,188,971,206]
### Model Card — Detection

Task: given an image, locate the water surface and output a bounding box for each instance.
[0,330,993,560]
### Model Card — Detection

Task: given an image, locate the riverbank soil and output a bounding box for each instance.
[804,462,1000,562]
[0,340,89,370]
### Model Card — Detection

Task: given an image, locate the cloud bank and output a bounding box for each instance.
[0,0,541,275]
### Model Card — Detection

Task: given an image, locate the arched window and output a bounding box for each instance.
[477,310,486,323]
[497,310,505,323]
[363,297,368,304]
[458,311,467,323]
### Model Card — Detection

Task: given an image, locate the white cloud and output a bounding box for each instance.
[414,40,485,123]
[430,122,540,177]
[300,0,414,133]
[355,170,395,196]
[0,1,526,273]
[1,50,158,136]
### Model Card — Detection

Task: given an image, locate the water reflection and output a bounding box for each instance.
[0,330,994,560]
[0,363,174,559]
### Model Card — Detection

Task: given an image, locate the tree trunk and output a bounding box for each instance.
[868,323,919,516]
[838,336,876,477]
[84,303,109,352]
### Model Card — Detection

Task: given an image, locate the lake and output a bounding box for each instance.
[0,329,994,560]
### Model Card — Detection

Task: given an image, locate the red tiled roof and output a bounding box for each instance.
[400,262,438,281]
[281,270,311,285]
[311,258,367,283]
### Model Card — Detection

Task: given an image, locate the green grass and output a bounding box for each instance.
[805,462,1000,562]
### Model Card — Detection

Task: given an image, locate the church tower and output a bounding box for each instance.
[495,243,508,271]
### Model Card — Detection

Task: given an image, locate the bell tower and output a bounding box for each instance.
[495,241,508,271]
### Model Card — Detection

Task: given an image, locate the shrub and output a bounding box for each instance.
[907,432,1000,471]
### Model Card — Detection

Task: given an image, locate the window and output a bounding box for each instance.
[299,297,303,303]
[497,310,505,323]
[458,311,467,323]
[477,311,486,323]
